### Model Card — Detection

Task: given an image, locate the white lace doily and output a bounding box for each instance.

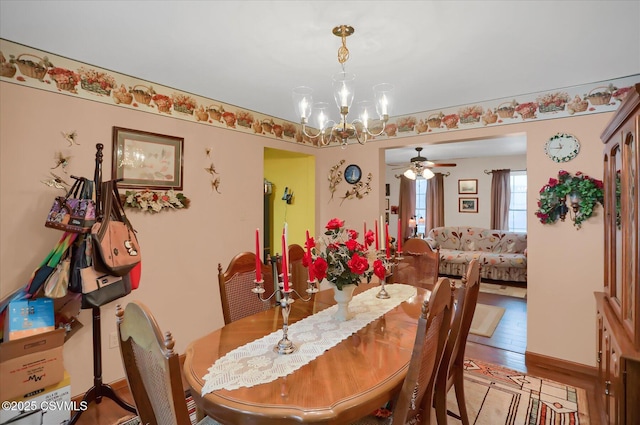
[202,284,417,395]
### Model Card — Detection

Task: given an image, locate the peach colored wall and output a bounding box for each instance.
[1,80,613,397]
[0,82,315,396]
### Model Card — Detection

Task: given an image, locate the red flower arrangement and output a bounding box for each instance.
[304,218,384,290]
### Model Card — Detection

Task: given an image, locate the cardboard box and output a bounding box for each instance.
[0,370,72,425]
[0,328,65,401]
[4,298,55,341]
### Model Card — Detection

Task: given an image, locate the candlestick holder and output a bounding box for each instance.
[375,251,402,299]
[252,273,317,355]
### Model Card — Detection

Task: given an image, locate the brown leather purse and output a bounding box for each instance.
[90,180,141,277]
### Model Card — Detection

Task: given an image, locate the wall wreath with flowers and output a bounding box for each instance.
[535,170,604,229]
[121,189,190,213]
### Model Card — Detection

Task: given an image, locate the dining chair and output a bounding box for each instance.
[353,277,453,425]
[288,243,308,295]
[218,252,274,325]
[394,238,440,290]
[115,301,222,425]
[433,259,481,425]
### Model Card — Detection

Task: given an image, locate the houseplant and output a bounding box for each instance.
[305,218,385,320]
[535,170,604,229]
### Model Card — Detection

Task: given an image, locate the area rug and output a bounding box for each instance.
[115,392,197,425]
[480,282,527,298]
[469,303,505,337]
[445,359,590,424]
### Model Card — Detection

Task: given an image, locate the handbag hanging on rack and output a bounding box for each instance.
[91,180,141,277]
[45,177,96,233]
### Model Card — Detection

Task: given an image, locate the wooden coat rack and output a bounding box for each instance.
[69,143,136,424]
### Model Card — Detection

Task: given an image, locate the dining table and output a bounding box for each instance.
[183,283,430,424]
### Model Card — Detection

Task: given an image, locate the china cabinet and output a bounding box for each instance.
[596,83,640,425]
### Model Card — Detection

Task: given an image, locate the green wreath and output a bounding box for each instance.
[535,170,604,229]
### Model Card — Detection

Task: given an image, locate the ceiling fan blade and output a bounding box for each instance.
[429,163,457,167]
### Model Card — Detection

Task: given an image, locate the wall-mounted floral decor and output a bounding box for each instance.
[535,170,604,229]
[121,189,190,213]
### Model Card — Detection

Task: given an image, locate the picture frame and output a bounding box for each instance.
[459,197,479,213]
[385,198,390,211]
[385,212,390,224]
[112,127,184,190]
[458,179,478,194]
[385,183,390,197]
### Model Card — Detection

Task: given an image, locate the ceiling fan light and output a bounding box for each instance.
[421,168,435,179]
[404,169,417,180]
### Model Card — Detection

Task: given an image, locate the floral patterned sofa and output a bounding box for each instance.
[425,226,527,283]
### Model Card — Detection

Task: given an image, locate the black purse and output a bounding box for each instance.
[80,266,131,309]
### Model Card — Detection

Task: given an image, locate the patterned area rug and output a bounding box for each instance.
[115,393,196,425]
[447,359,590,424]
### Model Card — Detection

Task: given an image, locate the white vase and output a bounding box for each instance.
[333,284,357,321]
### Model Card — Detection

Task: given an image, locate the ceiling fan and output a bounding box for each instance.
[392,147,457,180]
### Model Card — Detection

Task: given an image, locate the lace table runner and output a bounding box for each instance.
[202,284,417,395]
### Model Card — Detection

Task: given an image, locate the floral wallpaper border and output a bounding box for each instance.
[1,39,638,147]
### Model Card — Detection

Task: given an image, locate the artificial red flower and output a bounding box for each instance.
[326,218,344,230]
[305,237,316,250]
[347,253,369,275]
[364,230,375,247]
[347,229,358,240]
[312,257,328,280]
[373,259,386,280]
[345,239,359,251]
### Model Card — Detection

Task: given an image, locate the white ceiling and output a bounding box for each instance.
[1,1,638,162]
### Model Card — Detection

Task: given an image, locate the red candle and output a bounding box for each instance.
[363,222,367,246]
[255,228,262,281]
[282,234,290,291]
[385,223,390,259]
[397,218,402,253]
[374,219,379,250]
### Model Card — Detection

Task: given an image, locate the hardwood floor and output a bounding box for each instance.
[72,291,602,425]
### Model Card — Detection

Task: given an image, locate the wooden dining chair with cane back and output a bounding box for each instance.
[218,252,275,325]
[352,277,454,425]
[287,243,308,295]
[393,238,440,290]
[115,301,221,425]
[433,259,481,425]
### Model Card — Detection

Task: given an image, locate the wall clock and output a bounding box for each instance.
[344,164,362,184]
[544,133,581,163]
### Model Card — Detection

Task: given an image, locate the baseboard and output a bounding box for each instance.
[525,350,597,378]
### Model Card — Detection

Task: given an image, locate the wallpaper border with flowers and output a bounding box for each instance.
[1,39,638,148]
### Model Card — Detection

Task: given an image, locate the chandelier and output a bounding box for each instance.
[292,25,394,147]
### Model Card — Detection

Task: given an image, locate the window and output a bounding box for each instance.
[414,179,427,236]
[509,171,527,232]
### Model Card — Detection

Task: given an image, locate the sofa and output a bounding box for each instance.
[425,226,527,283]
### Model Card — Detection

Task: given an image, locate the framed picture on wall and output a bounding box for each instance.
[458,179,478,194]
[385,212,389,224]
[113,127,184,190]
[459,197,478,213]
[385,183,390,197]
[385,198,390,211]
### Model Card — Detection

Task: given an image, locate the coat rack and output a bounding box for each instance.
[69,144,136,424]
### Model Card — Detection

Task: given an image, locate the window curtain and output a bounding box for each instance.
[426,173,445,233]
[490,169,511,230]
[398,176,416,242]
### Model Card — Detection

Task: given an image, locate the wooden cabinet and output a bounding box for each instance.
[596,83,640,425]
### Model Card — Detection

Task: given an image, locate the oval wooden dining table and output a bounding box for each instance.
[183,284,429,425]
